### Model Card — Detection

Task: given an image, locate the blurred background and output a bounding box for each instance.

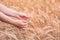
[0,0,59,40]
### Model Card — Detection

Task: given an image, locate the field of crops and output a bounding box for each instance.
[0,0,60,40]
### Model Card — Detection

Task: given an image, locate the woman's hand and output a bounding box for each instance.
[15,12,30,23]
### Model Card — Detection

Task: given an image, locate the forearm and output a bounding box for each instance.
[0,4,18,17]
[0,12,14,23]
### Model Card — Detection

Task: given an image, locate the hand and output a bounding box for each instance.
[15,12,30,23]
[12,19,28,28]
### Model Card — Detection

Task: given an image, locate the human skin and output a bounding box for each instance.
[0,4,29,28]
[0,4,29,22]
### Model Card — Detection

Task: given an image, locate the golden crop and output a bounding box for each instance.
[0,0,59,40]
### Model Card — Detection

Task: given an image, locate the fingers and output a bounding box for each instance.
[13,20,28,26]
[16,13,30,22]
[9,19,28,28]
[19,12,29,19]
[16,15,29,22]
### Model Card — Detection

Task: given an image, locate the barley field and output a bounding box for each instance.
[0,0,60,40]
